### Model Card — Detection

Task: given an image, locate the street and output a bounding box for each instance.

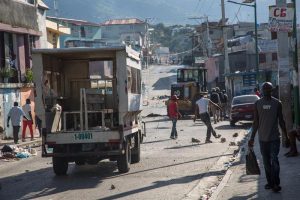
[0,65,249,200]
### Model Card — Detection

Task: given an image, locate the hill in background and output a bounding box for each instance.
[44,0,201,25]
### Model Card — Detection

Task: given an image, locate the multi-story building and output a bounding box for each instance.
[0,0,49,82]
[47,16,102,48]
[0,0,50,139]
[100,18,147,52]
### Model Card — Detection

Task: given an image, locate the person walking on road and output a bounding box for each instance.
[248,82,289,193]
[222,90,228,119]
[210,88,221,124]
[195,94,221,143]
[7,102,29,144]
[254,87,261,98]
[22,99,34,141]
[216,87,224,121]
[168,95,182,139]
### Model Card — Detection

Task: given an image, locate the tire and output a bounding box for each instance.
[75,160,85,166]
[53,157,68,176]
[131,133,141,164]
[230,121,236,127]
[117,140,131,173]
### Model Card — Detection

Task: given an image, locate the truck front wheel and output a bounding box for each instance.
[53,157,68,175]
[131,133,141,163]
[117,140,131,173]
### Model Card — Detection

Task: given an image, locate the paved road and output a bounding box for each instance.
[0,119,248,200]
[0,65,249,200]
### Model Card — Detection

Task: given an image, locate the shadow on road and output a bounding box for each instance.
[152,75,176,90]
[228,193,258,200]
[0,152,234,199]
[143,138,172,144]
[0,162,117,200]
[164,143,204,149]
[99,169,226,200]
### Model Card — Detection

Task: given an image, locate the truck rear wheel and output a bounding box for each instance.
[53,157,68,175]
[131,133,141,163]
[117,140,131,173]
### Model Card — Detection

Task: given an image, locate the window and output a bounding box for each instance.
[80,26,86,38]
[259,53,266,64]
[272,53,277,61]
[127,66,141,94]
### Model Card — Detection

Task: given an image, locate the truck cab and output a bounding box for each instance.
[167,67,207,115]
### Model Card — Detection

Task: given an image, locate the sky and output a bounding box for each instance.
[188,0,298,25]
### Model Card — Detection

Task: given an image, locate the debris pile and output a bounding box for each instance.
[0,145,37,161]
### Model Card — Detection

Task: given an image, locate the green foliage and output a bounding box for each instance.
[25,68,33,83]
[0,67,14,78]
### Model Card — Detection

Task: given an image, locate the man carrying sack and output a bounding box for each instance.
[248,82,289,193]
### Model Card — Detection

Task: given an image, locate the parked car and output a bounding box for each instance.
[230,95,259,126]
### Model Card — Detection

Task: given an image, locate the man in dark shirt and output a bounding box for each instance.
[210,88,220,124]
[248,82,288,193]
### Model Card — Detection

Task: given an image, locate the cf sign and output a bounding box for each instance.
[273,8,286,18]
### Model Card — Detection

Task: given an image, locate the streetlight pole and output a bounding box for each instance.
[228,0,259,83]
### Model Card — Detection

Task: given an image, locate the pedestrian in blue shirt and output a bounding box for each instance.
[7,102,29,144]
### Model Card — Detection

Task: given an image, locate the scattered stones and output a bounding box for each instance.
[191,138,201,143]
[229,142,236,146]
[220,137,226,143]
[146,113,162,117]
[232,132,239,137]
[110,184,116,190]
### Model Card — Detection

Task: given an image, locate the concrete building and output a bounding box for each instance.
[47,17,102,48]
[153,47,170,65]
[101,18,147,52]
[46,19,70,48]
[0,0,48,82]
[0,0,49,138]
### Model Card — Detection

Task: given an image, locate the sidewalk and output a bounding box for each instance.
[212,137,300,200]
[0,136,42,149]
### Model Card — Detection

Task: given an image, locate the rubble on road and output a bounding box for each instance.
[220,138,226,143]
[191,138,201,143]
[232,132,239,137]
[0,144,37,161]
[229,142,236,146]
[146,113,163,117]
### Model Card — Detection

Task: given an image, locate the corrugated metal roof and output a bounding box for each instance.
[102,18,145,26]
[47,16,100,27]
[38,0,49,10]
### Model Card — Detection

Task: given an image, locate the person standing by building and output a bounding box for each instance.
[195,94,221,143]
[248,82,289,192]
[254,87,261,98]
[216,87,225,121]
[7,102,29,144]
[22,99,34,141]
[222,90,228,119]
[168,95,182,139]
[210,88,220,124]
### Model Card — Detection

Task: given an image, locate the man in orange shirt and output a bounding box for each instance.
[168,95,182,139]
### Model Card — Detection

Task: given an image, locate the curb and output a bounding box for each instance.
[182,128,250,200]
[209,128,252,200]
[1,139,42,149]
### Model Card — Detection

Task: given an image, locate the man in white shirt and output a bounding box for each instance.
[7,102,29,144]
[195,94,222,143]
[22,99,34,141]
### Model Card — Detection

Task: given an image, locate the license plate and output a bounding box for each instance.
[74,132,93,140]
[245,115,252,119]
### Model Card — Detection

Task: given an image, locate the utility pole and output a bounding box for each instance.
[189,16,212,58]
[292,0,300,126]
[221,0,230,98]
[276,0,293,146]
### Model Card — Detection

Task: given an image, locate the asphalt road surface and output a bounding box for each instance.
[0,65,249,200]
